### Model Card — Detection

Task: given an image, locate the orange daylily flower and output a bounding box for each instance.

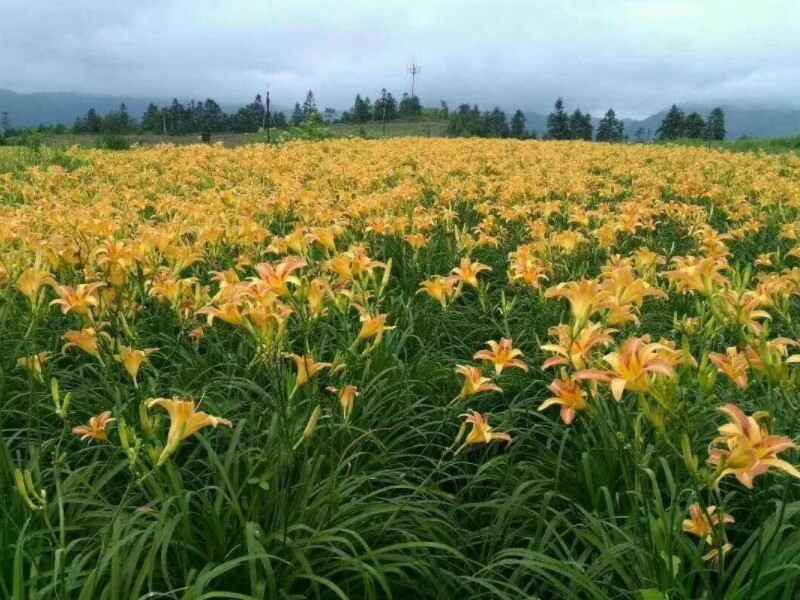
[540,322,615,370]
[72,411,115,443]
[114,345,158,386]
[708,347,749,389]
[147,398,232,466]
[451,257,491,288]
[473,338,528,376]
[664,256,728,295]
[452,410,511,455]
[50,282,105,317]
[544,279,609,325]
[327,384,359,420]
[538,377,587,425]
[63,327,110,359]
[454,365,502,400]
[251,256,307,297]
[286,353,332,387]
[353,305,395,345]
[579,335,676,401]
[418,275,459,308]
[198,301,247,328]
[707,404,800,489]
[682,504,734,563]
[16,351,53,382]
[17,267,55,304]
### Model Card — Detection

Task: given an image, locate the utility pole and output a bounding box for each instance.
[408,62,421,98]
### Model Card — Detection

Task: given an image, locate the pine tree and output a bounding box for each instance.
[547,98,571,140]
[291,103,304,126]
[86,108,102,133]
[705,107,726,141]
[141,103,161,133]
[569,109,593,141]
[684,112,706,139]
[595,109,624,142]
[272,112,288,128]
[510,109,527,139]
[480,107,509,138]
[656,105,686,140]
[398,94,422,119]
[302,90,318,119]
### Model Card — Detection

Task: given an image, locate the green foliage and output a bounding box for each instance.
[4,141,800,598]
[446,105,512,138]
[657,105,686,140]
[547,98,572,140]
[705,108,726,141]
[96,133,131,150]
[569,109,594,141]
[595,109,625,142]
[510,110,527,139]
[684,112,706,139]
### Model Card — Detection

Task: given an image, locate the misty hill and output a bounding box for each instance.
[623,104,800,140]
[0,89,242,128]
[3,89,800,140]
[527,105,800,140]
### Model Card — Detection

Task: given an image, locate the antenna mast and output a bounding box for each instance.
[408,61,421,97]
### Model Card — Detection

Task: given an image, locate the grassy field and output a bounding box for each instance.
[1,120,449,149]
[3,139,800,599]
[668,135,800,154]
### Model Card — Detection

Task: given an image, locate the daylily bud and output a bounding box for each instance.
[294,405,322,450]
[681,434,699,476]
[15,469,46,511]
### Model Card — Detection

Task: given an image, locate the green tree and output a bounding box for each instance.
[352,94,372,123]
[302,90,318,120]
[595,108,625,142]
[86,108,102,133]
[291,102,304,126]
[447,104,482,137]
[684,112,706,139]
[141,103,161,133]
[546,98,571,140]
[398,94,422,119]
[272,111,288,128]
[569,109,593,141]
[656,104,686,140]
[510,109,527,139]
[480,107,509,138]
[1,111,10,135]
[203,99,226,132]
[373,89,397,121]
[705,107,726,141]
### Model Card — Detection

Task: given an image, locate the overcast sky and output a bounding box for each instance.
[2,0,799,117]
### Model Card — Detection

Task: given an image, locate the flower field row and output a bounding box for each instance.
[2,139,800,598]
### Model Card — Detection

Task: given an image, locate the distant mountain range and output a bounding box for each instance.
[524,104,800,140]
[0,89,242,129]
[2,89,800,139]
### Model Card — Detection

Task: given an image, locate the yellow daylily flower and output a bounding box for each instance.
[147,397,232,466]
[473,338,528,376]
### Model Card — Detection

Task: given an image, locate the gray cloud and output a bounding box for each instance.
[1,0,798,116]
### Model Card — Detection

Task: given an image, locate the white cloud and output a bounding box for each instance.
[0,0,798,115]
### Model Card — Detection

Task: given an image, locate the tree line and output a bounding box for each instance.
[656,105,726,141]
[4,88,727,143]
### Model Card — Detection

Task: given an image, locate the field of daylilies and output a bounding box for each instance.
[3,138,800,599]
